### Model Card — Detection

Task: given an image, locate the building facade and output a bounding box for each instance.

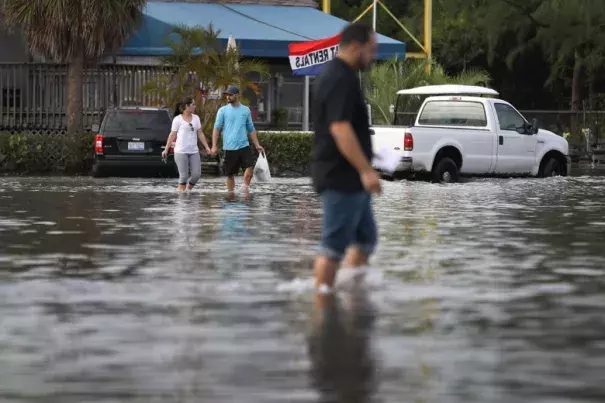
[0,0,406,130]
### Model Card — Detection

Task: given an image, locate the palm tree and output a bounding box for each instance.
[142,25,269,135]
[366,59,491,125]
[2,0,147,134]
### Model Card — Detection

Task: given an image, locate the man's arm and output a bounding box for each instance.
[330,122,373,174]
[325,80,372,174]
[246,109,264,153]
[211,108,224,152]
[324,78,381,194]
[249,130,264,152]
[211,128,220,149]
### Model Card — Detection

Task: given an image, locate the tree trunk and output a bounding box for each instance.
[588,70,596,145]
[66,49,85,134]
[571,51,582,112]
[570,51,583,146]
[112,53,118,108]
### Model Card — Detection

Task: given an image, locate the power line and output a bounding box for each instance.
[219,4,315,41]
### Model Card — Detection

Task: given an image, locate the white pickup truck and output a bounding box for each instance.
[370,85,571,183]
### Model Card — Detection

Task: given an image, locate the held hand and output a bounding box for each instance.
[204,146,212,155]
[210,146,218,156]
[361,169,382,195]
[256,144,265,155]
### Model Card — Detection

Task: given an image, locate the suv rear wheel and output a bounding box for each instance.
[91,159,105,178]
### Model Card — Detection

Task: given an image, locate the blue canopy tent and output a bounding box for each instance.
[121,3,406,59]
[121,2,407,129]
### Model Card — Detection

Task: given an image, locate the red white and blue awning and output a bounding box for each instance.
[288,34,341,76]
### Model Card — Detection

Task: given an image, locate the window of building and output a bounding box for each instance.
[278,75,304,125]
[243,71,270,123]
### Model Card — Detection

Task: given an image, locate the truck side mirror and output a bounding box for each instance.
[91,124,100,133]
[389,104,395,114]
[531,118,540,134]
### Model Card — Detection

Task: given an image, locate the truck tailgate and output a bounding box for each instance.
[371,126,405,157]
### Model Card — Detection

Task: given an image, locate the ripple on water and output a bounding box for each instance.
[1,175,605,402]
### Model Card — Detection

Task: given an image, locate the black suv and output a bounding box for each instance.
[92,107,175,177]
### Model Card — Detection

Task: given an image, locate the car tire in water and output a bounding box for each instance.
[432,157,460,183]
[541,157,563,177]
[91,162,105,178]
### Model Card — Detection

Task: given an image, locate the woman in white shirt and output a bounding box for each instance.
[162,97,211,192]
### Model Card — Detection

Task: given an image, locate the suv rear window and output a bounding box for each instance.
[418,101,487,127]
[103,110,171,131]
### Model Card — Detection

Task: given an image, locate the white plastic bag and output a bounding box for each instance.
[253,152,272,182]
[372,147,401,174]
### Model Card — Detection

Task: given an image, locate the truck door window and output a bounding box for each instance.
[418,101,487,127]
[494,103,526,131]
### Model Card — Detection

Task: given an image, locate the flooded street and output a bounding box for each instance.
[1,174,605,402]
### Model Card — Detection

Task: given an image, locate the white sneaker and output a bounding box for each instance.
[316,284,333,295]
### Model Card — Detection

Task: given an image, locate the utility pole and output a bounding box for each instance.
[322,0,330,14]
[424,0,432,72]
[326,0,433,69]
[372,0,377,31]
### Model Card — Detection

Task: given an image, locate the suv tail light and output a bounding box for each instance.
[404,131,414,151]
[95,134,104,155]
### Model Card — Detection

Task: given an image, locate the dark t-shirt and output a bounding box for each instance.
[311,58,372,194]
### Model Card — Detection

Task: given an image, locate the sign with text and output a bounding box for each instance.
[288,34,341,76]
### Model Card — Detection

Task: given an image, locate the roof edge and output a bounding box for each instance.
[147,0,318,7]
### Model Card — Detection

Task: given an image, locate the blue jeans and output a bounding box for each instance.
[319,190,378,262]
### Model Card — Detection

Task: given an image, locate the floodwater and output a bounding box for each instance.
[1,174,605,403]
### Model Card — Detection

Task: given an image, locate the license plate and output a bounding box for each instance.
[128,142,145,151]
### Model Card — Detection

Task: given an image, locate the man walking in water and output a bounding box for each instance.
[311,22,381,291]
[211,85,265,194]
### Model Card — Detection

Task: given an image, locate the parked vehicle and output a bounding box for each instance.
[371,85,571,183]
[91,106,175,177]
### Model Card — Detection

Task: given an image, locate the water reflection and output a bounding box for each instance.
[308,283,378,403]
[2,176,605,402]
[221,193,252,235]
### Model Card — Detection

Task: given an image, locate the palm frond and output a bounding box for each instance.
[3,0,146,62]
[366,58,491,125]
[142,24,270,134]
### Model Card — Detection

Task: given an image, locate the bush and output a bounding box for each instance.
[0,130,312,177]
[270,108,289,130]
[256,131,312,176]
[0,130,95,175]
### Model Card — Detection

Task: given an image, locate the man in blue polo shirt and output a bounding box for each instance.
[211,85,265,193]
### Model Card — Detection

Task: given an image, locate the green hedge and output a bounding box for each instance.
[0,131,95,175]
[255,131,312,176]
[0,130,313,176]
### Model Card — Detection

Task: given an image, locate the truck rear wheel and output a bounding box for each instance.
[432,157,460,183]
